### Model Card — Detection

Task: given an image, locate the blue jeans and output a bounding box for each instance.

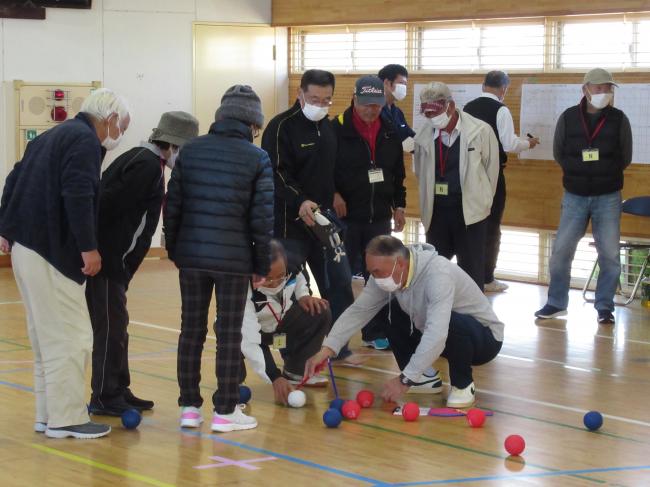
[547,190,621,312]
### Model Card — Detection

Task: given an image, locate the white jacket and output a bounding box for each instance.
[241,273,310,383]
[323,243,504,382]
[414,110,500,229]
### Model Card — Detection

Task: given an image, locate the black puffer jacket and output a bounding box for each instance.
[163,119,274,276]
[332,106,406,223]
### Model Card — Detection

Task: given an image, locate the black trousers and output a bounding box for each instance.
[177,269,249,414]
[86,274,130,403]
[261,304,330,376]
[345,218,392,342]
[485,168,506,284]
[386,303,502,389]
[280,236,354,358]
[426,203,487,291]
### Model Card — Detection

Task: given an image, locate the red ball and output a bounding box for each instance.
[466,408,486,428]
[356,390,374,408]
[402,402,420,422]
[504,434,526,456]
[341,400,361,420]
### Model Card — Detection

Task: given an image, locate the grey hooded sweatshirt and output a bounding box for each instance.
[323,243,504,381]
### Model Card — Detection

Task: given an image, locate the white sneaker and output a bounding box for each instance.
[407,370,443,394]
[484,280,509,293]
[180,406,203,428]
[446,382,476,408]
[34,422,47,433]
[211,407,258,433]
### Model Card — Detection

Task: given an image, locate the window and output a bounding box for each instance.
[291,27,406,73]
[420,26,479,70]
[559,20,633,68]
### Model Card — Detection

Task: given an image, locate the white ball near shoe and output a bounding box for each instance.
[288,390,306,408]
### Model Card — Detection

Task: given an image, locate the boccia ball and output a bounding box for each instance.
[330,398,345,412]
[341,400,361,420]
[583,411,603,431]
[288,390,306,408]
[402,402,420,422]
[356,390,374,408]
[239,385,252,404]
[504,434,526,456]
[323,408,342,428]
[466,408,486,428]
[121,409,141,430]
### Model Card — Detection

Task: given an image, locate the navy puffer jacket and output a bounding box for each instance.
[163,119,274,276]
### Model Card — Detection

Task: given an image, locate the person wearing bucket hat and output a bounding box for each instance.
[86,110,198,416]
[164,85,273,432]
[535,68,632,325]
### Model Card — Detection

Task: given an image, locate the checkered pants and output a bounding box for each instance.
[177,269,249,414]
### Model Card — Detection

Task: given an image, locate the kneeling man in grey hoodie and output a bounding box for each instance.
[305,235,504,408]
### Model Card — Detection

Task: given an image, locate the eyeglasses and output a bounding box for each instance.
[302,93,333,107]
[264,274,288,285]
[157,141,179,152]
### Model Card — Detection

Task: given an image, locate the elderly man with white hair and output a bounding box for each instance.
[413,82,499,291]
[0,88,130,439]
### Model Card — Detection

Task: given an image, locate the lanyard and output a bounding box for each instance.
[438,135,451,178]
[266,299,285,328]
[579,103,607,147]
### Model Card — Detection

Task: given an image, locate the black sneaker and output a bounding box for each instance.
[597,310,615,324]
[45,422,111,439]
[124,389,154,410]
[89,397,141,416]
[534,304,568,319]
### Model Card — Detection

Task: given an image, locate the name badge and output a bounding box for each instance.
[435,182,449,196]
[582,148,600,162]
[272,333,287,350]
[368,168,384,183]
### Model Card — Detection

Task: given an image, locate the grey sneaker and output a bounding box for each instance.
[34,422,47,433]
[45,421,111,439]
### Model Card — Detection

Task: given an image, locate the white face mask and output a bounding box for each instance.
[428,106,451,130]
[392,83,407,101]
[165,149,178,170]
[102,116,123,151]
[588,91,612,110]
[258,277,288,296]
[374,258,402,293]
[301,94,329,122]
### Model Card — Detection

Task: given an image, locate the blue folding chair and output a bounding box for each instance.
[582,196,650,305]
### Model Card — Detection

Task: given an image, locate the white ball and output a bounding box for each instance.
[288,390,306,408]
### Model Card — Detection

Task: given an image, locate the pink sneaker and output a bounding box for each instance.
[180,406,203,428]
[211,407,257,433]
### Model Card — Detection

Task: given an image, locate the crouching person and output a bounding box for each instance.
[241,240,331,405]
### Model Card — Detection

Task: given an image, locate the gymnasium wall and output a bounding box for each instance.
[288,73,650,239]
[0,0,280,255]
[272,0,650,25]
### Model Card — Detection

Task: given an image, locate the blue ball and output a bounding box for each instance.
[121,408,141,430]
[329,398,345,412]
[239,385,252,404]
[323,408,342,428]
[583,411,603,431]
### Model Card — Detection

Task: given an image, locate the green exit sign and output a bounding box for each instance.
[26,129,37,141]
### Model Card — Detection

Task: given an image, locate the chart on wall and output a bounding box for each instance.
[519,83,650,164]
[412,83,483,133]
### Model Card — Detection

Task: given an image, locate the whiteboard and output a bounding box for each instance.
[412,83,483,133]
[519,83,650,164]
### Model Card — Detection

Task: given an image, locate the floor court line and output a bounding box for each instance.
[182,429,386,485]
[127,321,650,427]
[351,364,650,428]
[0,300,22,305]
[30,443,175,487]
[0,376,627,485]
[387,464,650,486]
[534,324,650,346]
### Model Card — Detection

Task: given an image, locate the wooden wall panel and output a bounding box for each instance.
[273,0,650,26]
[289,72,650,238]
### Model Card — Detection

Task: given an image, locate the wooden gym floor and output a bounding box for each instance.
[1,257,649,486]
